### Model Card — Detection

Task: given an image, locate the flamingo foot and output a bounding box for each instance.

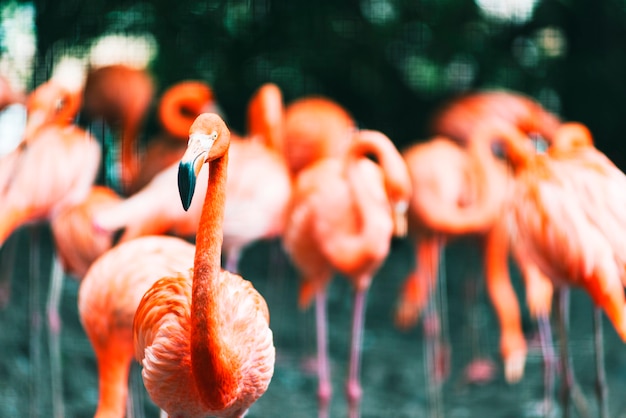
[463,357,497,385]
[317,381,331,418]
[394,299,421,330]
[346,379,362,418]
[504,349,526,384]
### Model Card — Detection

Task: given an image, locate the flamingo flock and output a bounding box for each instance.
[1,57,626,418]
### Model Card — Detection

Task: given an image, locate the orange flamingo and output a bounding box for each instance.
[493,121,626,418]
[0,72,101,418]
[50,185,122,279]
[79,235,196,418]
[129,80,218,193]
[282,95,356,176]
[93,83,292,273]
[247,82,284,153]
[82,64,154,193]
[429,89,561,143]
[394,91,561,384]
[0,76,101,247]
[283,129,411,418]
[133,113,275,418]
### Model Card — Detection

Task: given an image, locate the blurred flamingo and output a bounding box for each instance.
[82,64,154,193]
[93,83,292,273]
[0,74,27,305]
[0,74,101,258]
[129,80,219,193]
[0,69,101,418]
[394,90,561,385]
[429,89,561,144]
[283,128,411,418]
[282,95,356,176]
[79,235,195,418]
[50,185,122,279]
[495,121,626,418]
[133,113,275,418]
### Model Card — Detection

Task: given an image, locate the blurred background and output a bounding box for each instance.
[1,0,626,417]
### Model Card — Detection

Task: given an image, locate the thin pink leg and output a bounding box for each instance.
[346,286,368,418]
[315,289,331,418]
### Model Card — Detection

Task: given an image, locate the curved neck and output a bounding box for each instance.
[190,150,237,408]
[328,132,400,278]
[160,94,212,140]
[413,139,507,235]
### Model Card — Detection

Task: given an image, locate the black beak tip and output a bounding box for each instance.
[177,161,196,211]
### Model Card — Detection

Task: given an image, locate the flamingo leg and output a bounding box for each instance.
[47,253,65,418]
[224,247,242,274]
[592,307,609,418]
[422,239,446,418]
[346,286,369,418]
[315,289,331,418]
[29,227,43,417]
[555,288,590,418]
[126,360,146,418]
[536,313,556,417]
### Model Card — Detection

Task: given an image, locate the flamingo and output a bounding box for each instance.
[282,128,412,418]
[0,74,27,305]
[93,83,292,273]
[133,113,275,418]
[0,69,101,418]
[79,235,196,418]
[50,185,122,279]
[81,64,154,193]
[428,89,561,143]
[0,75,101,251]
[282,95,356,177]
[394,90,561,386]
[129,80,219,193]
[492,121,626,418]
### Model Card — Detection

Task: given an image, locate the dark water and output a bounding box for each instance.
[1,225,626,418]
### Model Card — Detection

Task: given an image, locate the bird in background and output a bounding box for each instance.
[0,59,101,418]
[133,113,275,418]
[282,95,356,177]
[394,90,561,385]
[283,128,411,418]
[81,64,154,193]
[50,185,122,279]
[493,120,626,418]
[93,82,292,273]
[79,235,196,418]
[129,80,220,193]
[0,65,101,248]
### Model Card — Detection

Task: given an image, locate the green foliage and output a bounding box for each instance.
[23,0,626,160]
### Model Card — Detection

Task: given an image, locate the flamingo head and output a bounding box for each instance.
[178,113,230,210]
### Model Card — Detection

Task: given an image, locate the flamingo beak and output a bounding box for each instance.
[178,132,217,211]
[392,200,409,237]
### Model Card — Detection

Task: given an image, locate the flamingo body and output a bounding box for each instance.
[133,113,275,418]
[0,80,101,246]
[50,186,122,278]
[79,235,196,418]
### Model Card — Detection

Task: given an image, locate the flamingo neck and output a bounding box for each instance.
[190,150,236,409]
[332,133,397,284]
